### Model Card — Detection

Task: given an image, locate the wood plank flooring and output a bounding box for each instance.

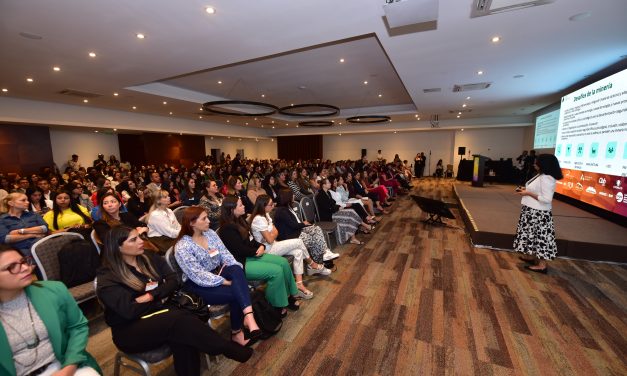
[86,178,627,375]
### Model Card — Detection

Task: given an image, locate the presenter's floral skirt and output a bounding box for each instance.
[513,205,557,260]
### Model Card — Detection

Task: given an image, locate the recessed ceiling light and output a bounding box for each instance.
[458,112,462,115]
[94,130,98,133]
[261,94,265,98]
[210,136,214,140]
[132,106,137,110]
[466,96,471,100]
[205,6,216,14]
[394,131,397,134]
[169,112,173,115]
[83,99,89,103]
[461,128,464,131]
[1,88,7,93]
[254,118,257,120]
[163,101,168,105]
[217,80,222,84]
[456,115,461,118]
[339,133,342,136]
[53,66,60,72]
[477,70,483,75]
[227,136,231,139]
[339,122,342,125]
[113,92,119,96]
[339,58,345,63]
[271,139,274,142]
[113,128,117,131]
[226,120,230,123]
[26,78,34,82]
[296,125,299,128]
[285,123,288,126]
[416,117,420,120]
[271,120,274,123]
[272,126,275,129]
[378,94,382,98]
[136,33,145,39]
[199,116,203,119]
[415,114,419,117]
[462,103,467,107]
[88,52,96,58]
[363,81,368,85]
[245,122,249,125]
[491,36,500,43]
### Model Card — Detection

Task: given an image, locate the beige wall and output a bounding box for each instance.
[204,136,277,161]
[50,128,120,171]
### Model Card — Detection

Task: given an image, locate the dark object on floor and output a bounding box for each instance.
[410,195,455,225]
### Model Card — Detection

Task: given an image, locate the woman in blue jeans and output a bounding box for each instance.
[174,206,261,346]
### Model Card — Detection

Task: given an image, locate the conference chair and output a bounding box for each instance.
[172,205,189,225]
[299,196,337,249]
[31,232,96,304]
[90,229,102,255]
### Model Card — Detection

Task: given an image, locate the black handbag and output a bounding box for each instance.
[170,290,211,322]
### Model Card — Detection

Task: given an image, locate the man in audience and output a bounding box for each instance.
[37,177,54,201]
[13,177,30,193]
[146,171,162,195]
[68,153,81,171]
[93,153,106,169]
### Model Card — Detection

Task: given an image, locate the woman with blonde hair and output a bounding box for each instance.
[0,193,48,257]
[246,177,266,206]
[145,189,180,253]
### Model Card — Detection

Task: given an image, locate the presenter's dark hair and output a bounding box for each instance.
[536,154,563,180]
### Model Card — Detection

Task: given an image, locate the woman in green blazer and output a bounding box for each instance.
[0,245,101,376]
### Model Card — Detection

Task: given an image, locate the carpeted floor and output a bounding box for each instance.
[86,178,627,375]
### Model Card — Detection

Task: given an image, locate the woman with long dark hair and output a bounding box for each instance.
[174,207,262,346]
[180,178,201,206]
[514,154,564,274]
[43,190,92,233]
[218,196,301,315]
[92,192,147,241]
[26,187,51,215]
[198,180,223,231]
[97,226,252,376]
[249,195,329,299]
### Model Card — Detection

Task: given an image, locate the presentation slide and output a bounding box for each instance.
[554,68,627,217]
[534,109,559,149]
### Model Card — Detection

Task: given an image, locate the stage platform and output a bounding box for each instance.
[453,182,627,263]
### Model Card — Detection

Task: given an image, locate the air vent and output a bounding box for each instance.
[471,0,555,18]
[58,89,102,98]
[453,82,491,92]
[423,88,442,93]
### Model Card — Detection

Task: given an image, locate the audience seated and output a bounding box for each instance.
[97,226,252,376]
[315,178,364,245]
[249,195,330,299]
[218,196,301,316]
[174,207,262,346]
[26,187,52,215]
[92,192,147,241]
[246,177,266,206]
[273,190,339,265]
[328,176,376,226]
[261,174,279,203]
[198,180,223,231]
[179,178,201,206]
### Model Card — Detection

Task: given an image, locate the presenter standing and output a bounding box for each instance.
[513,154,563,274]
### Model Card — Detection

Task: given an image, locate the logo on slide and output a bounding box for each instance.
[567,182,574,189]
[617,192,624,203]
[614,180,623,190]
[585,186,597,194]
[598,177,606,186]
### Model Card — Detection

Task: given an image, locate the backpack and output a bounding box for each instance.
[58,238,101,288]
[251,293,282,339]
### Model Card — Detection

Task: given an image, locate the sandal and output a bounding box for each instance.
[295,281,314,299]
[349,239,365,245]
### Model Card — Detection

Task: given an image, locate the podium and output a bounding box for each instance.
[471,155,488,187]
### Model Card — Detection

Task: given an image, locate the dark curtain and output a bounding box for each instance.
[277,135,322,160]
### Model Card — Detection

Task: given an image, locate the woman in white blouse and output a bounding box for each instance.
[514,154,563,274]
[146,190,181,253]
[249,195,330,299]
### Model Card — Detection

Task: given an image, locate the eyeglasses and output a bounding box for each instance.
[0,256,35,274]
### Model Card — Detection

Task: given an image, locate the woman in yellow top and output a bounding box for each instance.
[43,190,92,233]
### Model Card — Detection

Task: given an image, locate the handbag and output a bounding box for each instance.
[170,290,211,322]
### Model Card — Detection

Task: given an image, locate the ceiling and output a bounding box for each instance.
[1,0,626,135]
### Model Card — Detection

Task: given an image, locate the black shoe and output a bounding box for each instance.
[287,296,300,311]
[275,307,288,318]
[323,260,335,269]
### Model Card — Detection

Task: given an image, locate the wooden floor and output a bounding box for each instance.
[86,178,627,375]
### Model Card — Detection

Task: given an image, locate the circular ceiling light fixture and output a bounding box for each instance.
[346,115,391,124]
[298,120,334,127]
[279,103,340,117]
[203,100,278,116]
